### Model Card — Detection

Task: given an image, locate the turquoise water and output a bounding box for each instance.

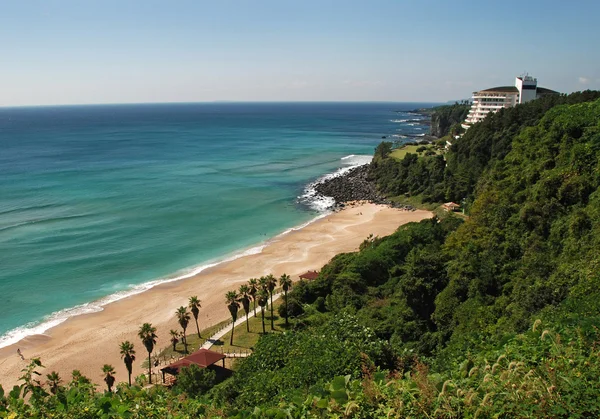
[0,102,434,346]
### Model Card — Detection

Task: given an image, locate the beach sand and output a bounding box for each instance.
[0,203,432,389]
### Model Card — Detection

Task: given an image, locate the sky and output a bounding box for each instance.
[1,0,599,106]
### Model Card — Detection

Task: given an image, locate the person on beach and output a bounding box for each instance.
[17,348,24,360]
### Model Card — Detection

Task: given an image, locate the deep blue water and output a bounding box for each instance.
[0,102,435,346]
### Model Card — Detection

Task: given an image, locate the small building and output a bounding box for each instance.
[160,348,229,385]
[299,270,319,281]
[442,202,460,212]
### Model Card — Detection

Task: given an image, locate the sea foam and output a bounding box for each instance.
[0,244,267,349]
[298,154,373,211]
[0,155,374,349]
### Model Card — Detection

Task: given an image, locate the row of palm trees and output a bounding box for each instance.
[224,273,293,345]
[88,273,295,389]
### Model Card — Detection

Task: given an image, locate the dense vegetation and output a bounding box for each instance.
[2,94,600,417]
[429,102,471,138]
[371,90,600,203]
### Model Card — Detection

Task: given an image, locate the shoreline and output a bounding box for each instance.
[0,213,322,351]
[0,203,433,388]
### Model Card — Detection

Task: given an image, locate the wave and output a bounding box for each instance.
[298,154,372,212]
[390,118,424,124]
[0,213,93,233]
[0,243,266,349]
[0,154,374,349]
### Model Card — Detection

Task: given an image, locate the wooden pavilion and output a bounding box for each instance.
[160,348,227,385]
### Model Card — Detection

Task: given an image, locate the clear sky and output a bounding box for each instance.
[1,0,599,106]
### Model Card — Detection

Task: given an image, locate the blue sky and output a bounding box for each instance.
[1,0,599,106]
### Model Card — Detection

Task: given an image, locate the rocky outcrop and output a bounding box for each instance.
[313,165,414,211]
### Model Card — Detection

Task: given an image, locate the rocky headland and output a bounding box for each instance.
[313,165,415,211]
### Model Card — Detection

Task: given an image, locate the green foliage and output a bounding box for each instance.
[430,102,471,137]
[435,98,600,356]
[371,91,600,204]
[210,313,387,410]
[174,365,216,398]
[5,94,600,418]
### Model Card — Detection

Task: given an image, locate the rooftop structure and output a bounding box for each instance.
[299,270,319,281]
[160,348,227,384]
[442,202,460,212]
[461,76,558,130]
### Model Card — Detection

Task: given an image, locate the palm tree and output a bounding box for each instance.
[279,273,293,327]
[138,323,157,384]
[176,306,191,354]
[239,284,251,332]
[46,371,61,395]
[71,370,91,386]
[265,273,277,330]
[169,329,180,352]
[119,341,136,386]
[102,364,116,392]
[188,296,202,338]
[257,289,269,334]
[248,278,258,316]
[225,291,240,345]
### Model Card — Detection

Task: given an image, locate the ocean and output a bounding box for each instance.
[0,102,435,347]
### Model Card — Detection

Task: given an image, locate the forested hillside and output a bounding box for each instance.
[371,91,600,203]
[2,94,600,418]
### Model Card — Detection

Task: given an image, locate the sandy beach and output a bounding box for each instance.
[0,203,432,389]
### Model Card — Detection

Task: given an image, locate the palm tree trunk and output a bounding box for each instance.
[253,299,256,316]
[285,289,289,327]
[183,330,187,354]
[195,318,201,338]
[246,312,250,332]
[148,352,152,384]
[230,323,234,345]
[261,307,266,333]
[128,370,132,386]
[270,292,274,330]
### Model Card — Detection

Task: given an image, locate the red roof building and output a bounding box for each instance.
[160,348,227,384]
[299,270,319,281]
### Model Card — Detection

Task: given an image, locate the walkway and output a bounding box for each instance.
[200,292,282,350]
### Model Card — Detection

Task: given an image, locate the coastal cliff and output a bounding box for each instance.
[429,102,470,137]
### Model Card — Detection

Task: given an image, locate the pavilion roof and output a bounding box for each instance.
[161,349,226,375]
[299,270,319,280]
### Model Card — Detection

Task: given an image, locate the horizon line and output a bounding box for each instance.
[0,99,448,109]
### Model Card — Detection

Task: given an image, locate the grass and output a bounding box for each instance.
[153,318,232,362]
[388,194,468,219]
[216,299,288,353]
[153,298,289,362]
[390,144,442,161]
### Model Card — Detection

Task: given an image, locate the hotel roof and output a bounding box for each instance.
[480,86,519,93]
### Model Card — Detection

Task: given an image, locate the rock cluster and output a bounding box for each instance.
[314,165,415,211]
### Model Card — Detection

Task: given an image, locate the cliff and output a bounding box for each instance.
[429,102,470,137]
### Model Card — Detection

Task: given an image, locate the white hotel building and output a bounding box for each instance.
[461,75,558,130]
